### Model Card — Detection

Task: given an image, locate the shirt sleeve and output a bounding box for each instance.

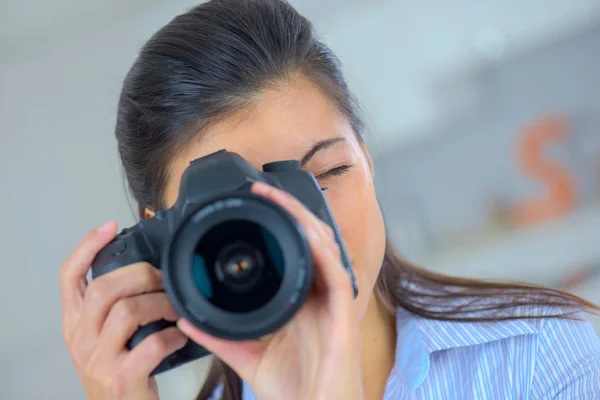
[531,311,600,399]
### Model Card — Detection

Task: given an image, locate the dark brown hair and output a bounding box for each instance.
[114,1,599,399]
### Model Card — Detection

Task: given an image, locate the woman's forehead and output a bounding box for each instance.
[204,81,350,152]
[163,80,355,205]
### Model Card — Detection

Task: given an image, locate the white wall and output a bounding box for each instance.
[313,0,600,149]
[0,4,216,399]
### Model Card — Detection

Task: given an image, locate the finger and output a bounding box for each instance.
[93,292,180,362]
[177,318,266,381]
[251,182,329,242]
[72,263,163,354]
[120,327,188,377]
[59,220,118,342]
[251,182,352,297]
[310,236,354,307]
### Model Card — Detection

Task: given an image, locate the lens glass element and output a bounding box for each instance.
[192,220,283,312]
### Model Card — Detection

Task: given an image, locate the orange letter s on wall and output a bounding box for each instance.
[511,115,577,227]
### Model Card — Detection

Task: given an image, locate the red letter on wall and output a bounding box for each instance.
[511,115,577,227]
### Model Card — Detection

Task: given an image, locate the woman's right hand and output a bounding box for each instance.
[178,182,365,400]
[59,221,188,400]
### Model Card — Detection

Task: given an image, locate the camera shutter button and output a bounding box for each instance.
[111,241,128,257]
[263,160,301,172]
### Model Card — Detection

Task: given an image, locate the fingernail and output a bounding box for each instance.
[253,182,287,201]
[96,220,114,234]
[251,181,271,193]
[177,318,192,332]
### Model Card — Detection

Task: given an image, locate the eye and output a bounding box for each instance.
[315,164,355,180]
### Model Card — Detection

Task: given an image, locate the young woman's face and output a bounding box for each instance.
[163,78,386,320]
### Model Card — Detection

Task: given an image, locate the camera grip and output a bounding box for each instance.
[91,229,157,279]
[127,320,210,376]
[91,230,210,375]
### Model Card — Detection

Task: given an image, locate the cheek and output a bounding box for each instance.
[327,171,386,300]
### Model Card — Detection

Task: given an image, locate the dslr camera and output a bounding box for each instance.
[91,150,357,375]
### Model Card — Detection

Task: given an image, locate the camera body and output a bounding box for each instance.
[91,150,357,375]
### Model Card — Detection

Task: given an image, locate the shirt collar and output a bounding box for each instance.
[392,308,539,390]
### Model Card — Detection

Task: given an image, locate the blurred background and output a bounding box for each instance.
[2,0,600,399]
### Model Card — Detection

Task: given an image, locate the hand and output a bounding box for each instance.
[59,221,188,400]
[178,182,365,400]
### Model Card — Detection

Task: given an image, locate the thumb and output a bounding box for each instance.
[177,319,266,380]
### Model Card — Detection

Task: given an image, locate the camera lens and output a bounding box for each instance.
[214,242,264,293]
[192,220,284,313]
[164,195,313,341]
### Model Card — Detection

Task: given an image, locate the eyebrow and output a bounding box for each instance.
[300,137,346,167]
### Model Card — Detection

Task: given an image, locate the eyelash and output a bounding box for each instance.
[315,164,354,180]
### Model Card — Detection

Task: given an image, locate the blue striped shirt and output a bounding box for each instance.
[210,307,600,399]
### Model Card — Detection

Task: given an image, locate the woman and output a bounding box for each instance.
[58,0,600,399]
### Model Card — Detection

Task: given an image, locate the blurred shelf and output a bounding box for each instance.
[419,204,600,286]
